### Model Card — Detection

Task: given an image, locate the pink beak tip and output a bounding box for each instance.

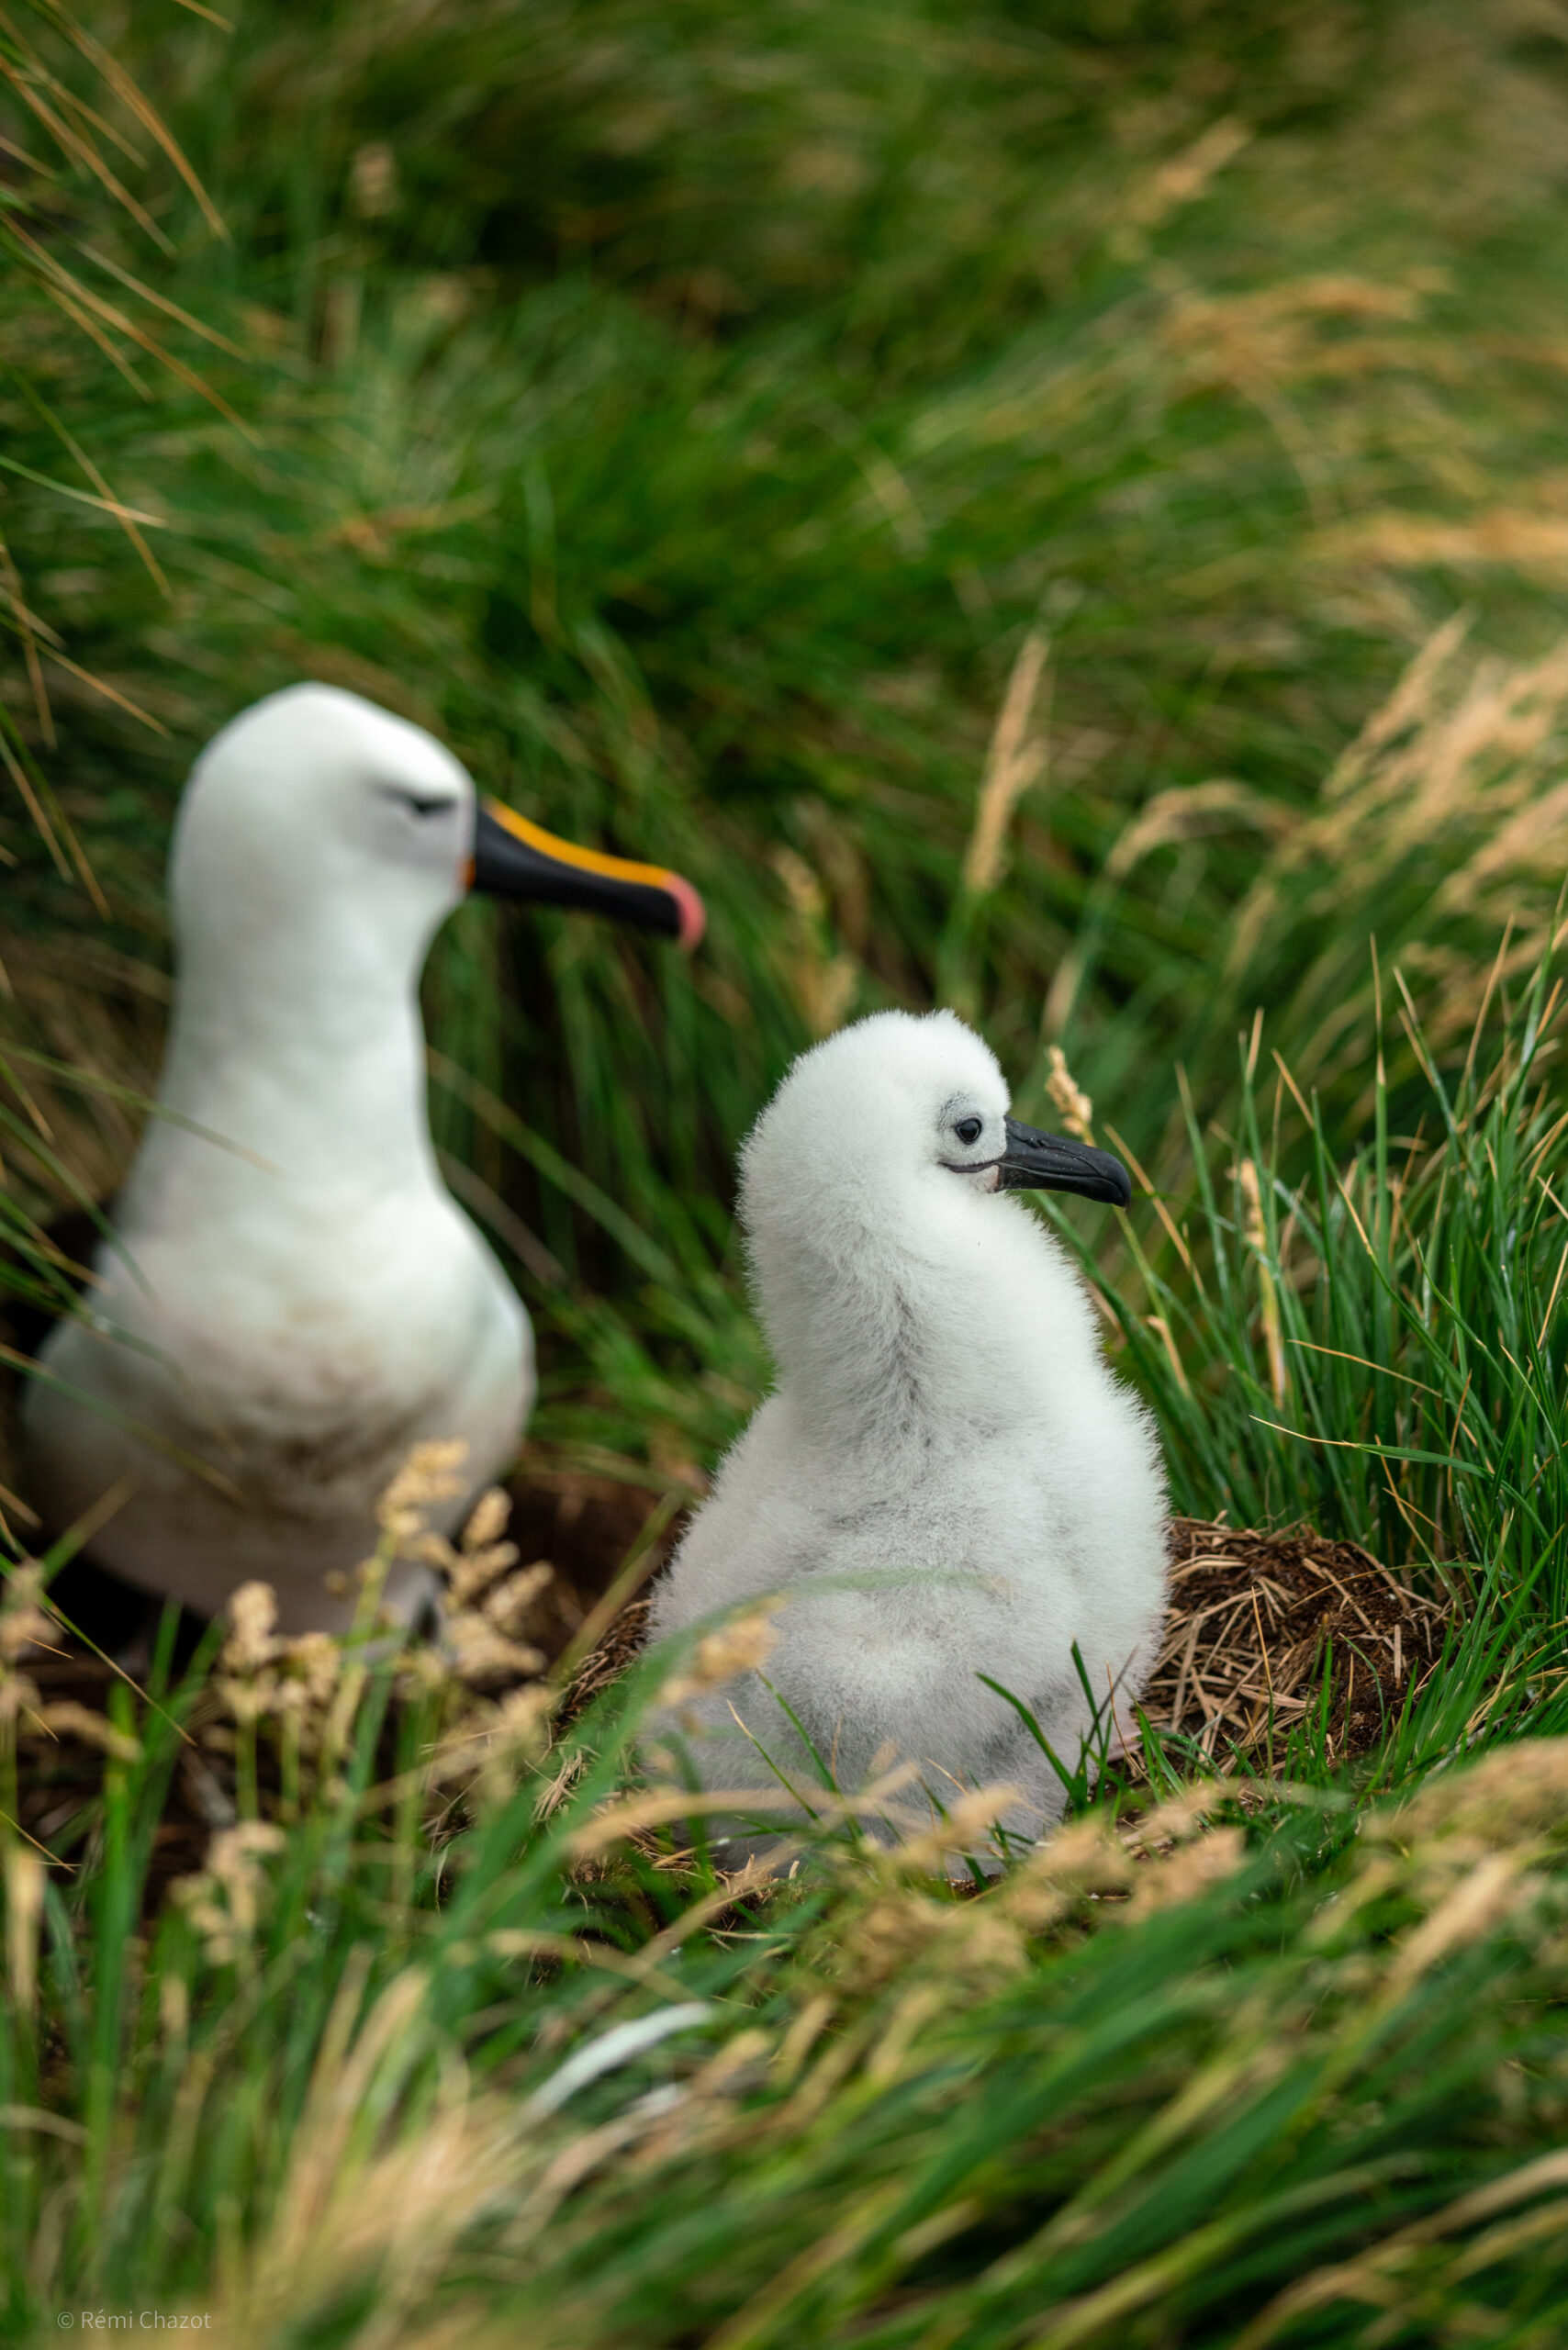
[669,874,706,953]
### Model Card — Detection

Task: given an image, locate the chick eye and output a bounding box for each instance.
[953,1116,983,1147]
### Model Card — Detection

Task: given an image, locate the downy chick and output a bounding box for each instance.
[648,1009,1167,1864]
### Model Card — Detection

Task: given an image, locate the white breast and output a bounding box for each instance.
[28,1176,532,1632]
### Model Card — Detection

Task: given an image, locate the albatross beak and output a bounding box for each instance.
[469,800,705,949]
[998,1117,1131,1208]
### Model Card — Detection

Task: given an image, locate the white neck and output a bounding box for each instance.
[119,903,442,1233]
[754,1181,1055,1466]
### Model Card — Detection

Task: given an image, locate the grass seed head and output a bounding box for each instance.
[377,1439,471,1542]
[444,1615,546,1691]
[889,1784,1028,1878]
[482,1562,553,1637]
[174,1821,286,1966]
[1045,1044,1095,1143]
[4,1843,44,2012]
[223,1581,281,1672]
[428,1682,558,1806]
[1125,1825,1246,1916]
[0,1564,52,1662]
[463,1486,512,1552]
[1377,1738,1568,1850]
[658,1601,782,1708]
[36,1699,140,1762]
[1002,1817,1135,1930]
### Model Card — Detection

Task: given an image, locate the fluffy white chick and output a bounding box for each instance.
[647,1009,1168,1864]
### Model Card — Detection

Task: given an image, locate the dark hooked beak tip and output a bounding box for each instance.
[999,1117,1132,1208]
[467,800,705,949]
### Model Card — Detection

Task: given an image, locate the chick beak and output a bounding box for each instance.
[997,1118,1131,1207]
[468,800,705,948]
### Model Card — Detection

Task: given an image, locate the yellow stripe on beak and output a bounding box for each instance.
[470,799,704,948]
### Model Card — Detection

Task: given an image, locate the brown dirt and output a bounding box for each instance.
[500,1458,687,1654]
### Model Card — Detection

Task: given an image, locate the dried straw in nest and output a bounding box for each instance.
[1144,1518,1449,1766]
[558,1595,655,1726]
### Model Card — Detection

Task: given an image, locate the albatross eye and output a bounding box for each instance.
[377,783,457,819]
[953,1116,983,1147]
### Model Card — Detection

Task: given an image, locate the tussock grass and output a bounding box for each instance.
[5,945,1567,2342]
[0,0,220,1394]
[6,1516,1568,2344]
[8,1,1568,2336]
[1079,937,1568,1617]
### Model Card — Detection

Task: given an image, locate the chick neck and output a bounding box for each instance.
[751,1173,1031,1467]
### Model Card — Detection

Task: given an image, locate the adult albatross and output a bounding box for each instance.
[22,683,702,1633]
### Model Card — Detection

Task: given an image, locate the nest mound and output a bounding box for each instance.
[10,1501,1452,1896]
[1147,1518,1449,1767]
[562,1516,1452,1772]
[504,1467,679,1653]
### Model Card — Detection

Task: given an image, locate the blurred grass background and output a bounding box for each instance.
[9,0,1568,1482]
[9,5,1568,2341]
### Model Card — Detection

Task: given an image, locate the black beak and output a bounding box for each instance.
[998,1117,1131,1208]
[469,800,704,948]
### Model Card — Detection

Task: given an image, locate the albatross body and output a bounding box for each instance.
[22,685,700,1632]
[649,1010,1167,1863]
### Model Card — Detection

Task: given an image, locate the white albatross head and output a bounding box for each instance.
[741,1008,1130,1228]
[172,683,703,1002]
